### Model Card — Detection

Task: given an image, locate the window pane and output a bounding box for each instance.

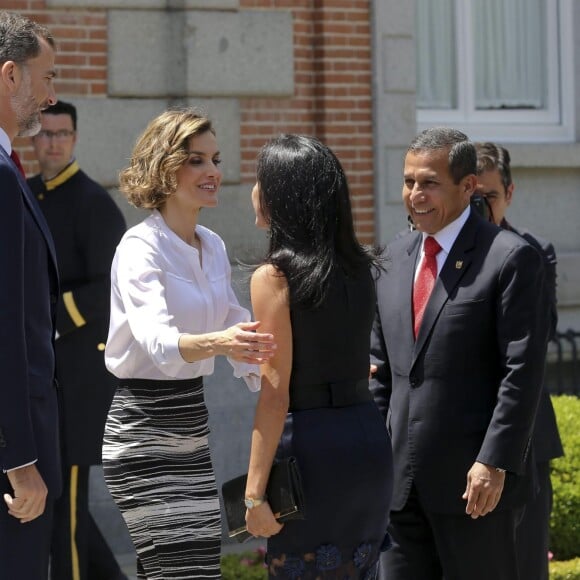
[416,0,457,109]
[473,0,546,109]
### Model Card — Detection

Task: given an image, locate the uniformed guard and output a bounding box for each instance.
[28,100,128,580]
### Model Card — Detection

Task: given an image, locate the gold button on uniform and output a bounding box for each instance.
[97,343,106,351]
[37,193,45,200]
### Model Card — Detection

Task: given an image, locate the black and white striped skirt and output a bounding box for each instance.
[102,377,221,580]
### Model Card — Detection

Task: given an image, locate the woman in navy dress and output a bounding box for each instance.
[244,135,393,579]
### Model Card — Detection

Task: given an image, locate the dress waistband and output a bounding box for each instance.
[118,377,203,390]
[289,378,372,411]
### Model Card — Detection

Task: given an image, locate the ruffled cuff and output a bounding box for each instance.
[243,374,261,392]
[230,360,261,392]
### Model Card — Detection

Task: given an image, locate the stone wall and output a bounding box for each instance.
[13,0,377,247]
[7,0,378,554]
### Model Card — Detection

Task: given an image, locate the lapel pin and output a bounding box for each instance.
[455,261,463,269]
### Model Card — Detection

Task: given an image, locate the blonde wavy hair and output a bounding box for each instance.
[119,108,215,209]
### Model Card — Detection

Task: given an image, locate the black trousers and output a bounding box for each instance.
[0,472,54,579]
[515,461,552,580]
[379,484,521,580]
[50,465,124,580]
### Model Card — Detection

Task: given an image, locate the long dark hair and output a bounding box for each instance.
[256,134,379,309]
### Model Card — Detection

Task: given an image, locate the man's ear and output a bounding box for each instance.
[463,174,478,196]
[505,183,514,206]
[0,60,21,94]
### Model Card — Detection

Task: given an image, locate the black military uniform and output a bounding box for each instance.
[28,160,127,580]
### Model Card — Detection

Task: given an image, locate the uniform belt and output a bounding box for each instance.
[289,378,372,411]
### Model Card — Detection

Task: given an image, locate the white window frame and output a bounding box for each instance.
[417,0,575,143]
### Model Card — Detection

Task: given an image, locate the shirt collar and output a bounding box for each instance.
[151,209,212,256]
[421,204,471,255]
[0,127,12,156]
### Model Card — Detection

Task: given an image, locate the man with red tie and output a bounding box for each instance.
[370,127,547,580]
[0,11,61,579]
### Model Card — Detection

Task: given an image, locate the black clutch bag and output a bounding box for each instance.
[221,456,305,542]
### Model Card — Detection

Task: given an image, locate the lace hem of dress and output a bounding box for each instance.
[266,542,380,579]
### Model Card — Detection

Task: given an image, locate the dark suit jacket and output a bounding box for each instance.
[370,210,547,515]
[28,165,126,465]
[0,146,61,497]
[502,220,563,462]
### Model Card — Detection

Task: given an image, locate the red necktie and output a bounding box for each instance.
[10,150,26,178]
[413,236,442,338]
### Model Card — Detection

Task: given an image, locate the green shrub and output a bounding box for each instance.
[550,395,580,561]
[221,548,267,580]
[549,557,580,579]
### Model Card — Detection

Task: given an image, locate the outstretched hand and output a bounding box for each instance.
[4,464,48,523]
[220,321,277,364]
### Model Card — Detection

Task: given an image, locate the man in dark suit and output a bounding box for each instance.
[28,100,127,580]
[475,141,563,580]
[0,11,60,579]
[370,127,547,580]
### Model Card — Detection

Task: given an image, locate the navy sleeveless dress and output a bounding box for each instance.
[265,267,393,579]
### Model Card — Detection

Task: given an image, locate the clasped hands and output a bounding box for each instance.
[3,464,48,523]
[220,321,276,365]
[462,461,505,519]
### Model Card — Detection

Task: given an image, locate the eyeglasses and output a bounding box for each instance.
[35,129,75,140]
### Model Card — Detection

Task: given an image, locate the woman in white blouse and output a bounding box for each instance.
[102,108,276,580]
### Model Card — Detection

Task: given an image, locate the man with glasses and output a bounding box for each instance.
[29,100,127,580]
[475,142,562,580]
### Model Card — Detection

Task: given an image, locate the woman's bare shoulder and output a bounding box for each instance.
[251,263,287,290]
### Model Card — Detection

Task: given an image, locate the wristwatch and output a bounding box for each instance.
[244,496,265,509]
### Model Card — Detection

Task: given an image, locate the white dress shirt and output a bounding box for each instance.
[415,204,471,279]
[105,210,259,391]
[0,128,12,156]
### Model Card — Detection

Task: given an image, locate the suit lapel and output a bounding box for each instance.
[1,148,58,274]
[398,233,421,348]
[412,212,479,363]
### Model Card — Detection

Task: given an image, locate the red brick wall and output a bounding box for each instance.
[240,0,375,243]
[9,0,375,242]
[9,0,107,173]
